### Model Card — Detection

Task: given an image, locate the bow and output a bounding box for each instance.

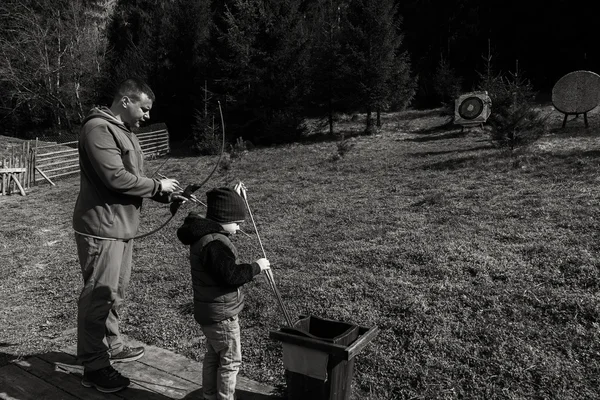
[134,101,226,240]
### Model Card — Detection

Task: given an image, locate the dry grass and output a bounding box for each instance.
[2,104,600,399]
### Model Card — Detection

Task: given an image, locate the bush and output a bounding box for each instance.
[487,103,547,150]
[191,111,222,155]
[229,137,249,159]
[477,60,546,151]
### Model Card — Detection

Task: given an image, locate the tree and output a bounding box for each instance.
[341,0,414,133]
[306,0,346,137]
[216,0,312,143]
[0,0,110,135]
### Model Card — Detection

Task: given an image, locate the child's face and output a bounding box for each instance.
[222,222,241,234]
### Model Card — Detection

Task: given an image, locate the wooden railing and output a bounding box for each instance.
[137,129,170,157]
[34,139,79,184]
[33,129,169,185]
[0,141,33,196]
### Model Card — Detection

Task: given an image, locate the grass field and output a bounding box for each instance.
[1,106,600,399]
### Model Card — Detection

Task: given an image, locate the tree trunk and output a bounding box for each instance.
[328,97,334,136]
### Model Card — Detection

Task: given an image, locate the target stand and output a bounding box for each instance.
[552,70,600,128]
[454,91,492,132]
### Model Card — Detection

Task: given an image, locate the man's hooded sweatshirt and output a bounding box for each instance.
[73,106,168,240]
[177,212,261,325]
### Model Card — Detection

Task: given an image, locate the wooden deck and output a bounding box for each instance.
[0,336,283,400]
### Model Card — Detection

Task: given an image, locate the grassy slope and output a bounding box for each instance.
[1,108,599,399]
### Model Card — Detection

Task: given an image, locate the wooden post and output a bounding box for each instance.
[1,159,5,195]
[35,167,56,186]
[34,138,38,186]
[11,173,26,196]
[28,141,33,188]
[21,142,25,189]
[10,147,14,193]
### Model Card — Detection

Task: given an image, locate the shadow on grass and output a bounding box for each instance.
[547,149,600,159]
[408,145,493,158]
[393,108,446,121]
[405,129,467,142]
[420,147,600,172]
[421,154,487,171]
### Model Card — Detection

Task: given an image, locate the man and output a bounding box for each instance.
[73,78,180,393]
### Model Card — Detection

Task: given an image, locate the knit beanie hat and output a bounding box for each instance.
[205,187,247,223]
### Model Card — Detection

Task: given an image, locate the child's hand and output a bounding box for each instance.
[256,258,270,271]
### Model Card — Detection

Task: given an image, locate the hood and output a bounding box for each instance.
[82,106,129,131]
[177,211,229,245]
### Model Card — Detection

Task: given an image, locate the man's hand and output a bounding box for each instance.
[256,258,270,271]
[159,178,182,193]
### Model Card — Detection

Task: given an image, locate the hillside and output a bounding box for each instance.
[1,106,600,399]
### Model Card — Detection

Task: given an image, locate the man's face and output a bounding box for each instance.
[121,92,153,128]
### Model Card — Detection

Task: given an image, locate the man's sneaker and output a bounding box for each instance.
[81,365,130,393]
[110,345,145,363]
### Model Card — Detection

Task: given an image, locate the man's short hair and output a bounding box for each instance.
[115,78,155,102]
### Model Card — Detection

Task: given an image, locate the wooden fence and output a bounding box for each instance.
[0,129,170,195]
[34,139,79,185]
[33,129,170,186]
[137,129,170,158]
[0,141,33,196]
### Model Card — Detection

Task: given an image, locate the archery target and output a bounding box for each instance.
[454,91,491,126]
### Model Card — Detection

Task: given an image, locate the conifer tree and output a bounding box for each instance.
[307,0,347,137]
[341,0,414,132]
[216,0,312,143]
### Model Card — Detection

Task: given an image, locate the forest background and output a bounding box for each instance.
[0,0,595,145]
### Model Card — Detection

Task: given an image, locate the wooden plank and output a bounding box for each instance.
[36,351,164,400]
[37,158,79,169]
[345,325,379,360]
[128,337,279,395]
[141,144,169,151]
[35,167,56,186]
[0,168,26,174]
[14,355,122,400]
[2,159,6,195]
[37,163,79,175]
[37,148,78,159]
[10,173,26,196]
[136,129,168,138]
[113,360,201,399]
[0,363,80,400]
[139,139,169,148]
[35,169,79,181]
[36,140,78,150]
[138,133,169,141]
[63,336,282,398]
[60,343,201,399]
[140,144,169,154]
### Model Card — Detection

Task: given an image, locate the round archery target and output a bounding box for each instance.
[458,96,484,120]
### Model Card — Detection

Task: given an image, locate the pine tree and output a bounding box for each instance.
[216,0,312,143]
[341,0,414,133]
[307,0,346,137]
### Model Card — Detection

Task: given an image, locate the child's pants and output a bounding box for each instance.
[200,315,242,400]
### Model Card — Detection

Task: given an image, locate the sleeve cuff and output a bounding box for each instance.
[251,262,261,276]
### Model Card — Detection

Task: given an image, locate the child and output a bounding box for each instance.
[177,186,270,400]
